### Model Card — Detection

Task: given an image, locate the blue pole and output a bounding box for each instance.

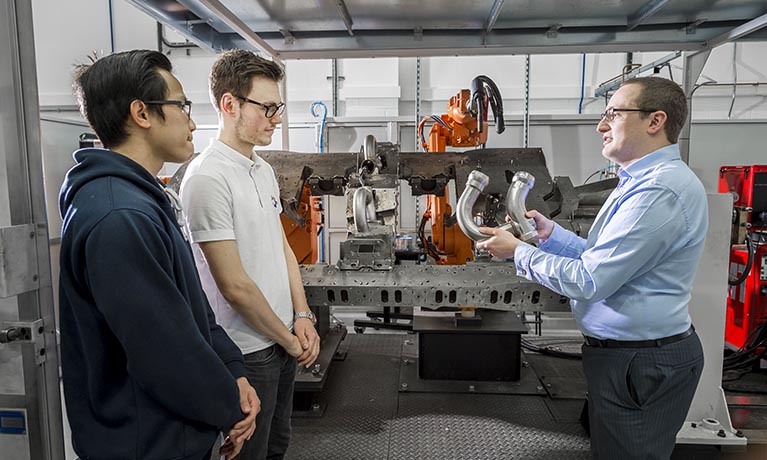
[578,53,586,114]
[108,0,115,53]
[310,102,328,263]
[311,101,328,152]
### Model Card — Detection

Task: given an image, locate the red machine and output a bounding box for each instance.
[719,165,767,350]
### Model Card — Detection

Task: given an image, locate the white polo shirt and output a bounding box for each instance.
[180,138,293,354]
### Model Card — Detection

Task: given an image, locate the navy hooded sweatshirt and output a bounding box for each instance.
[58,149,247,460]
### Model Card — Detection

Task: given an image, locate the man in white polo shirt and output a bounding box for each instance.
[180,49,320,460]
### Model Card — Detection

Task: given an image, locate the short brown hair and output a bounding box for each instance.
[620,76,688,144]
[209,50,283,112]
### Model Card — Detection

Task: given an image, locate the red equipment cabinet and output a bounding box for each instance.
[719,165,767,350]
[725,243,767,349]
[718,165,767,231]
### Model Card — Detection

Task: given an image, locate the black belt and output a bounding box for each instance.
[583,326,694,348]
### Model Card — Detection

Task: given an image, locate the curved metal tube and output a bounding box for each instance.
[506,171,538,242]
[363,134,377,161]
[456,170,491,241]
[360,134,378,173]
[353,187,377,233]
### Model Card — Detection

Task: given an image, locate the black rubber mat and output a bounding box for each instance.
[287,334,589,459]
[723,371,767,394]
[523,336,587,400]
[286,333,766,460]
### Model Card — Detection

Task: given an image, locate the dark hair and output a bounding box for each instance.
[620,76,688,144]
[209,50,284,111]
[73,50,172,148]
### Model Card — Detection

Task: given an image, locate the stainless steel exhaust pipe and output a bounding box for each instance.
[353,187,377,233]
[506,171,538,243]
[456,170,491,241]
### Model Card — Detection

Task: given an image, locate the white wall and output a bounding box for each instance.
[31,0,767,200]
[32,1,767,121]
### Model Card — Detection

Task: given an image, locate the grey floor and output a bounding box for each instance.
[286,332,767,460]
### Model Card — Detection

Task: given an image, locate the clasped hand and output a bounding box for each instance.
[289,317,321,368]
[220,377,259,459]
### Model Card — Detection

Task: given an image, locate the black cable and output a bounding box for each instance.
[472,75,505,134]
[723,322,767,377]
[521,338,583,360]
[583,169,605,185]
[728,236,754,286]
[418,214,443,262]
[417,214,434,261]
[724,339,765,367]
[724,326,767,365]
[419,115,453,149]
[430,115,452,131]
[418,117,427,148]
[728,323,766,358]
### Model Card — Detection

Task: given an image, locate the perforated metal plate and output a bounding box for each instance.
[389,393,589,459]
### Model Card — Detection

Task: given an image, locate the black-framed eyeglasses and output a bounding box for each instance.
[600,107,658,122]
[234,95,285,118]
[144,100,193,118]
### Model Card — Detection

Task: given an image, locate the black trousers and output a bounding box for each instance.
[239,344,297,460]
[582,331,704,460]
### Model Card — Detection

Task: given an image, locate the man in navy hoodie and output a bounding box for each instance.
[58,49,258,460]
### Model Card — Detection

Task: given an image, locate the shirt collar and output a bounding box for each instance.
[209,139,265,169]
[619,144,680,182]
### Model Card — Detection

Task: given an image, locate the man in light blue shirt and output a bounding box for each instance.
[478,77,706,460]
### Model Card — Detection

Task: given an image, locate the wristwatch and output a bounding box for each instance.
[294,311,317,325]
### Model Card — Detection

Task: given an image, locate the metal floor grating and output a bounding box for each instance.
[285,333,767,460]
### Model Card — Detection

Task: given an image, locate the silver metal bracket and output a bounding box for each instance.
[0,319,47,364]
[0,224,40,298]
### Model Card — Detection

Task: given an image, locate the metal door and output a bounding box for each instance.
[0,0,66,459]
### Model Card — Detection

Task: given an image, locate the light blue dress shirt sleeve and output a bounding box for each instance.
[511,145,707,340]
[538,222,586,258]
[514,185,686,304]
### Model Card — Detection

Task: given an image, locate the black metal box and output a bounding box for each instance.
[414,311,527,381]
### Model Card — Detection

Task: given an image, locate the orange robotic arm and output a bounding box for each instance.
[418,76,505,265]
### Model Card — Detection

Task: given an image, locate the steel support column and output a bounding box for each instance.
[280,72,290,150]
[679,50,710,164]
[523,55,531,147]
[0,0,64,459]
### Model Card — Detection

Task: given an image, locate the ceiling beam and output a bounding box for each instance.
[627,0,670,31]
[485,0,505,33]
[197,0,280,60]
[704,12,767,49]
[335,0,354,36]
